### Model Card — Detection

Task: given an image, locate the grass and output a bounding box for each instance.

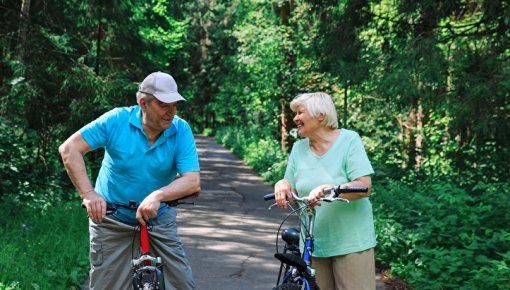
[0,201,89,290]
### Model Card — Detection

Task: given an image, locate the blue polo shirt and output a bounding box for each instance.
[80,106,200,224]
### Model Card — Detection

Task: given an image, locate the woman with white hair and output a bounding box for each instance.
[274,92,376,290]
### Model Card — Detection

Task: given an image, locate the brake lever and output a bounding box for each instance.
[268,200,294,210]
[320,196,350,203]
[167,200,195,207]
[333,197,350,203]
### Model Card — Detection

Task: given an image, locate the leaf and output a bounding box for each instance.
[475,255,489,264]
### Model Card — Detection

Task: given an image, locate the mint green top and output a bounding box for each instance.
[284,129,376,257]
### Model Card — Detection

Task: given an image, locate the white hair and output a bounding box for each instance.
[136,92,155,105]
[290,92,339,129]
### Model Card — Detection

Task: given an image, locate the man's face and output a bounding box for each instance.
[142,98,177,132]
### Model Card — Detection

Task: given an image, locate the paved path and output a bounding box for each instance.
[83,135,385,289]
[176,135,287,289]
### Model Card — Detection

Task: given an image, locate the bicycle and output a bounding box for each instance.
[264,185,369,290]
[88,195,196,290]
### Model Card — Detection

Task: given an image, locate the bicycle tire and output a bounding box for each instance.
[132,266,165,290]
[272,283,302,290]
[308,278,320,290]
[272,280,320,290]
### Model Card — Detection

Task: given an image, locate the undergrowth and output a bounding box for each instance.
[0,200,89,290]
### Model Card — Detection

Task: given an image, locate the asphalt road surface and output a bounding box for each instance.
[176,135,288,290]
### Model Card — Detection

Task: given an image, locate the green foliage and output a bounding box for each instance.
[373,179,510,289]
[0,117,71,205]
[0,201,89,289]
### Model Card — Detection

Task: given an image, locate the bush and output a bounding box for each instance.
[213,126,287,184]
[372,178,510,289]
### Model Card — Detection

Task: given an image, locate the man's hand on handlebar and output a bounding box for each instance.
[82,190,107,223]
[137,190,163,226]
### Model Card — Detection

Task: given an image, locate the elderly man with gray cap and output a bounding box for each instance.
[59,71,200,289]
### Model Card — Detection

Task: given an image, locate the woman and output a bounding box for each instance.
[274,92,376,290]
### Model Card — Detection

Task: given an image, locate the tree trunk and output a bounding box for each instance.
[18,0,31,62]
[198,0,212,128]
[95,0,103,75]
[280,98,288,152]
[414,99,423,170]
[277,1,293,152]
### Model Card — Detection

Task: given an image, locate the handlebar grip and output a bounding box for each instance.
[263,193,276,201]
[335,186,368,196]
[82,203,117,215]
[337,186,368,193]
[164,192,200,207]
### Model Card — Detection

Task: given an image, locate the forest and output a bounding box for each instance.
[0,0,509,289]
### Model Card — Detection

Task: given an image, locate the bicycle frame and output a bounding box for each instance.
[138,224,155,266]
[277,203,317,290]
[140,225,150,263]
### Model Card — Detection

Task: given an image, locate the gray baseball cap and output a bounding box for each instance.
[137,71,185,103]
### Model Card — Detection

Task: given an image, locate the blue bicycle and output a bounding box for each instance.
[264,185,368,290]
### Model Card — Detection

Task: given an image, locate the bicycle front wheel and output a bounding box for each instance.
[132,266,165,290]
[272,283,302,290]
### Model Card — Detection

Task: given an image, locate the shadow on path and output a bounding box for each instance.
[178,135,287,290]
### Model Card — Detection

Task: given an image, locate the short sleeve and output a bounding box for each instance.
[346,134,375,181]
[284,146,297,189]
[174,121,200,174]
[79,109,121,149]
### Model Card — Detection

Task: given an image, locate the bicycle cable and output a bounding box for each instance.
[275,200,319,254]
[131,225,139,262]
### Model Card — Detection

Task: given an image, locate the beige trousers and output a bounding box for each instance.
[312,248,376,290]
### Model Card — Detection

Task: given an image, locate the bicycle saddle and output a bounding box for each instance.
[282,228,300,245]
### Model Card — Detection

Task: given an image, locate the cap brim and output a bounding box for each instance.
[153,92,186,103]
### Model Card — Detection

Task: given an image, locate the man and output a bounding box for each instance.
[59,71,200,289]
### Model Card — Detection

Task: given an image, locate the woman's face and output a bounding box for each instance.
[293,104,322,137]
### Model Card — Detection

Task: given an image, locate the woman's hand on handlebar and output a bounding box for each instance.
[274,179,294,209]
[307,184,334,207]
[82,190,107,223]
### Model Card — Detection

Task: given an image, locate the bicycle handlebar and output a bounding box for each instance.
[263,185,368,202]
[323,185,368,196]
[83,192,199,215]
[264,191,347,204]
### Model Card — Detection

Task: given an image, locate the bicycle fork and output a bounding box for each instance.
[132,224,165,290]
[132,225,163,267]
[302,213,318,289]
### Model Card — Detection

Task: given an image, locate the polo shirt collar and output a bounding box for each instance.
[129,106,177,140]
